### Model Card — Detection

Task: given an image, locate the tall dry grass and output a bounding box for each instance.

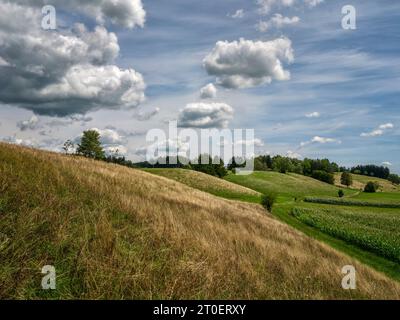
[0,143,399,299]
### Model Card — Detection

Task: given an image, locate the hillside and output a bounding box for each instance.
[1,143,399,299]
[225,171,352,201]
[334,172,400,192]
[143,168,261,203]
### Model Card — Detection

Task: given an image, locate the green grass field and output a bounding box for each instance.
[225,171,355,202]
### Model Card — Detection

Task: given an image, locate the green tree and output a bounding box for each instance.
[338,189,344,198]
[77,130,105,160]
[272,156,293,174]
[364,181,379,193]
[340,172,353,186]
[388,174,400,185]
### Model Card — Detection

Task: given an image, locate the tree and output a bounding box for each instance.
[77,130,105,160]
[62,140,75,155]
[338,189,344,198]
[364,181,379,193]
[192,154,227,178]
[312,170,335,185]
[388,174,400,185]
[340,172,353,186]
[272,156,293,174]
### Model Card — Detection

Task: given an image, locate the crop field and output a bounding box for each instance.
[352,192,400,202]
[304,196,400,208]
[291,206,400,263]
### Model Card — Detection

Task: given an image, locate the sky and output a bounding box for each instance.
[0,0,399,172]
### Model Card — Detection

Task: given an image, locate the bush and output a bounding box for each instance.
[388,174,400,185]
[338,190,344,198]
[261,192,277,211]
[364,181,379,193]
[311,170,335,185]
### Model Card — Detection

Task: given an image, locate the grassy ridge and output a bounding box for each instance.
[4,143,400,299]
[225,171,352,202]
[335,173,400,192]
[291,207,400,263]
[143,168,262,203]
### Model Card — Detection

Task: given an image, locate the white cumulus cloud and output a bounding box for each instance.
[178,102,234,128]
[0,1,146,116]
[203,38,294,89]
[200,83,217,99]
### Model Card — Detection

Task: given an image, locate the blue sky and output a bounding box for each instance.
[0,0,399,172]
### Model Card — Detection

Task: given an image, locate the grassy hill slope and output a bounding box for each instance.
[143,168,261,203]
[1,143,399,299]
[225,171,352,201]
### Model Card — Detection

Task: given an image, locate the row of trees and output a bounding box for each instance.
[67,130,228,178]
[350,165,390,179]
[231,155,339,185]
[68,130,400,184]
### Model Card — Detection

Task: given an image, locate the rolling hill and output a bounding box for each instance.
[334,172,400,192]
[1,143,399,299]
[143,168,261,203]
[225,171,354,201]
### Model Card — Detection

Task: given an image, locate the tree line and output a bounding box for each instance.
[65,130,400,185]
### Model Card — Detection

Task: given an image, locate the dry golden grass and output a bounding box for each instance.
[0,143,399,299]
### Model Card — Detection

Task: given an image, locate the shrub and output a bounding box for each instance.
[261,192,277,211]
[364,181,379,193]
[338,190,344,198]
